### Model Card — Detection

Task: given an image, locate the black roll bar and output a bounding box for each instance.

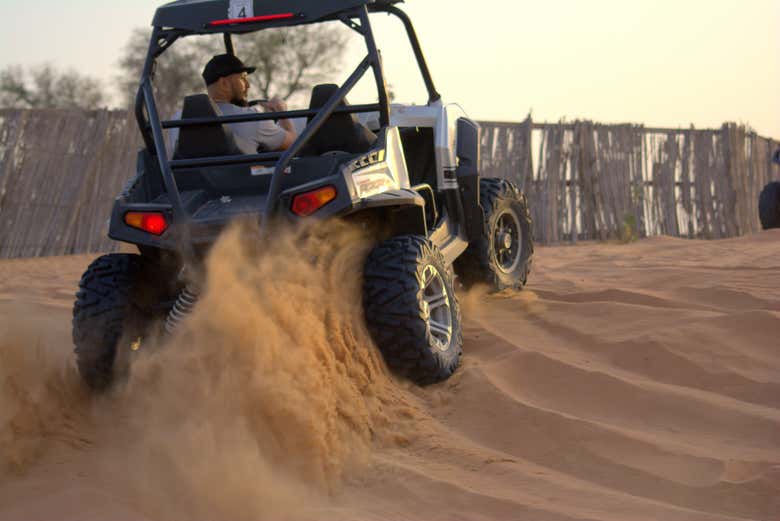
[263,52,374,221]
[162,103,381,130]
[169,151,283,171]
[370,4,441,104]
[137,51,375,222]
[361,6,390,127]
[134,87,154,153]
[135,26,188,223]
[132,4,436,238]
[141,80,187,222]
[223,33,235,55]
[134,26,160,153]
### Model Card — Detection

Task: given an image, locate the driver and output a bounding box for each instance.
[169,54,296,153]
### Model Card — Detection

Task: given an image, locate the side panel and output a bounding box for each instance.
[386,126,411,189]
[343,126,410,200]
[456,118,483,242]
[387,102,468,193]
[434,104,468,190]
[388,102,473,259]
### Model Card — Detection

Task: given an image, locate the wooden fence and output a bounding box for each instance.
[0,109,777,258]
[480,118,780,243]
[0,109,139,258]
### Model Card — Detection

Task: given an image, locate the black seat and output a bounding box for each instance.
[301,84,376,156]
[173,94,255,160]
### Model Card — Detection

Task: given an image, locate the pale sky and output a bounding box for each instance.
[0,0,777,137]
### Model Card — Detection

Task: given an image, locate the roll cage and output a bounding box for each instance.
[135,1,440,224]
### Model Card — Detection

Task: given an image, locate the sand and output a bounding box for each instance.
[0,227,778,521]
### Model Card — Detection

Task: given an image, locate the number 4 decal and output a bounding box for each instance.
[228,0,253,19]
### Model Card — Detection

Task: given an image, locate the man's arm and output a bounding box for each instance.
[264,97,296,151]
[277,117,296,150]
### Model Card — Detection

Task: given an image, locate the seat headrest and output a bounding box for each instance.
[183,94,219,118]
[173,94,251,160]
[308,83,360,124]
[309,84,347,110]
[302,84,377,156]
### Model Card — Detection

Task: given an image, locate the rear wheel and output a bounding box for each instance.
[759,181,780,230]
[363,236,462,385]
[456,178,534,291]
[72,254,163,391]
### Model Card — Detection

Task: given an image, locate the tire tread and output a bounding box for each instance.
[72,254,142,391]
[363,236,462,385]
[456,178,534,290]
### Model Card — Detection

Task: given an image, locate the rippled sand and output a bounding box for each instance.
[1,228,778,521]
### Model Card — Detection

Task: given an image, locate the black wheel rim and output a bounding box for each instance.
[493,208,522,274]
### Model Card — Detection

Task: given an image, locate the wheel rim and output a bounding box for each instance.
[421,265,452,351]
[493,208,522,274]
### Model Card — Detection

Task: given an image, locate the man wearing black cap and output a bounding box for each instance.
[170,54,296,153]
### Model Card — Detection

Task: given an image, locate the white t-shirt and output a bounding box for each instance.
[167,101,287,157]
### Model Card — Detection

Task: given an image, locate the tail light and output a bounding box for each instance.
[124,212,169,235]
[291,186,337,217]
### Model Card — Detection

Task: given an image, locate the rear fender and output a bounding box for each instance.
[351,189,427,237]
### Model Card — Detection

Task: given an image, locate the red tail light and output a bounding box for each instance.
[124,212,169,235]
[291,186,337,217]
[208,13,295,27]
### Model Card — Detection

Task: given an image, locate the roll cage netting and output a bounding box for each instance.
[134,4,439,223]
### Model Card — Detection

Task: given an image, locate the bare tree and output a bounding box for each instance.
[116,23,349,117]
[0,64,106,110]
[234,24,349,102]
[116,28,215,118]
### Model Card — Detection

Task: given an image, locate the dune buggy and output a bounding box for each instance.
[72,0,534,390]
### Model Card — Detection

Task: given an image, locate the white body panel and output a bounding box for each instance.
[355,101,472,263]
[361,101,471,191]
[345,126,410,200]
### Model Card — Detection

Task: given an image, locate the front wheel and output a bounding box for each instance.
[456,178,534,291]
[363,236,462,385]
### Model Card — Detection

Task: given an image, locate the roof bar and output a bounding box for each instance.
[162,103,381,129]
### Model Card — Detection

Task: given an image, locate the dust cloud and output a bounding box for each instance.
[1,220,421,521]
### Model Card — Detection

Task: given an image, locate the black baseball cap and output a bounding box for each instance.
[202,54,256,86]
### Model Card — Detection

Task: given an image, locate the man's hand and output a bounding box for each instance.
[262,96,296,150]
[261,97,287,113]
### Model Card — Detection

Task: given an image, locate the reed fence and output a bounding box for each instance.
[480,118,779,243]
[0,109,777,258]
[0,109,138,258]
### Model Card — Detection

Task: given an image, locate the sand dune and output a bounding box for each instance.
[1,228,778,521]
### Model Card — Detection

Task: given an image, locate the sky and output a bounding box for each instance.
[0,0,777,137]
